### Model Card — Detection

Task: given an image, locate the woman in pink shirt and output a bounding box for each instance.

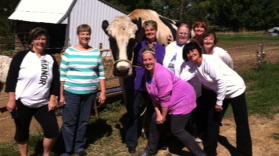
[141,48,205,156]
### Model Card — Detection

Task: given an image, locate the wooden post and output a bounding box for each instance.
[256,43,266,70]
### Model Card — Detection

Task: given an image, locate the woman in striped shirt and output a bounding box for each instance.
[60,24,106,156]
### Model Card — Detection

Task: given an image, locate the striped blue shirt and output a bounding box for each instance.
[60,47,105,94]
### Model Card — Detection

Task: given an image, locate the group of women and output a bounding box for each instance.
[130,21,252,156]
[5,20,252,156]
[6,25,105,156]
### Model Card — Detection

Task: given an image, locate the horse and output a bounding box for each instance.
[102,9,177,77]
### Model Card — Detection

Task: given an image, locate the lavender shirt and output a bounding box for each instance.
[128,40,165,91]
[146,63,197,115]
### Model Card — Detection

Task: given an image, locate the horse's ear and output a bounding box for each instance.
[102,20,109,35]
[133,18,144,42]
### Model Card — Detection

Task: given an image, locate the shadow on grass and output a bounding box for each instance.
[218,135,240,156]
[168,137,194,156]
[116,107,152,144]
[87,118,113,145]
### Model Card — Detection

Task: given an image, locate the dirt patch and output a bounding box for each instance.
[217,115,279,156]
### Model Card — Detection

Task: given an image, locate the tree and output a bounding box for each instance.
[0,0,20,34]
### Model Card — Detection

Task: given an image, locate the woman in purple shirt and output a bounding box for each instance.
[124,20,165,154]
[141,48,205,156]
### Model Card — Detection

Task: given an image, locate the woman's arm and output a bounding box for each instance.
[6,92,16,112]
[59,51,69,106]
[98,79,106,104]
[60,81,66,106]
[204,57,227,111]
[5,51,28,112]
[98,52,106,104]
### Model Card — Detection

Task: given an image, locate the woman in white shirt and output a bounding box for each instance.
[202,30,233,68]
[183,42,252,156]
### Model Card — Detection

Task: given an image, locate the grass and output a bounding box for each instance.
[217,32,279,42]
[0,135,43,156]
[243,62,279,116]
[217,32,279,48]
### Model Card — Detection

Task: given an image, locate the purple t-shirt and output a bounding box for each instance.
[125,40,165,91]
[146,63,197,115]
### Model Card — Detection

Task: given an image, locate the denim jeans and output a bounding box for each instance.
[62,91,97,154]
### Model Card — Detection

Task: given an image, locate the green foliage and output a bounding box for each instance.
[0,143,19,156]
[0,0,19,34]
[103,0,279,31]
[243,63,279,116]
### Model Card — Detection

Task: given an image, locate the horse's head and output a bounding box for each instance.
[102,16,144,77]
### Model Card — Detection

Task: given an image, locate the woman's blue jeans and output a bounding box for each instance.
[62,91,97,154]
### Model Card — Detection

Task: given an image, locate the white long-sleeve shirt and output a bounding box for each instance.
[195,55,245,106]
[211,46,234,68]
[163,41,201,96]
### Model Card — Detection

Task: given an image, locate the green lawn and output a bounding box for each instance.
[243,62,279,116]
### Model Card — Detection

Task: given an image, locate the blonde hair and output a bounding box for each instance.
[142,47,156,57]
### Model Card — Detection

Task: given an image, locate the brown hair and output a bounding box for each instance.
[202,30,218,45]
[193,21,208,31]
[143,20,158,31]
[29,27,49,44]
[77,24,91,34]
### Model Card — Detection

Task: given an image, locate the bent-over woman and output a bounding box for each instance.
[183,41,252,156]
[141,48,206,156]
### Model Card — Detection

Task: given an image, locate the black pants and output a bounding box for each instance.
[125,90,153,149]
[12,100,59,143]
[204,92,252,156]
[147,113,206,156]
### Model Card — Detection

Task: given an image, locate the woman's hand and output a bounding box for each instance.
[6,92,16,112]
[59,94,66,106]
[6,99,16,112]
[215,104,223,112]
[156,113,166,124]
[48,96,58,111]
[98,92,106,105]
